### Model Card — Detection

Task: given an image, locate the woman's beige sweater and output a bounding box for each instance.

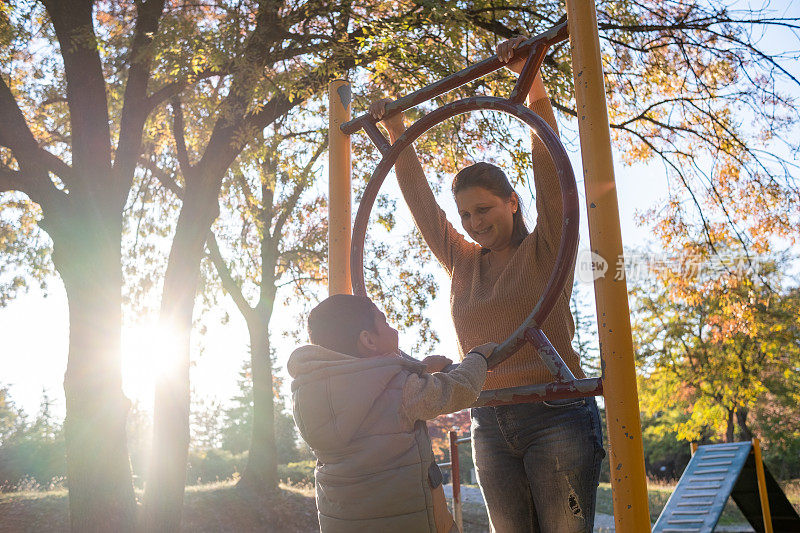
[394,97,585,390]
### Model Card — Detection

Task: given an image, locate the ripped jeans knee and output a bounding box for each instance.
[472,397,605,532]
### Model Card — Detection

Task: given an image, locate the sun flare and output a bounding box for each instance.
[121,323,182,405]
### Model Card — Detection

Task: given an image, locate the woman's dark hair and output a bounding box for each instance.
[308,294,378,355]
[451,162,529,246]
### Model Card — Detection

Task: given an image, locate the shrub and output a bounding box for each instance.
[278,460,315,484]
[185,449,246,485]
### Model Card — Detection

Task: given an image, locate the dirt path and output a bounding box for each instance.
[442,484,754,532]
[443,484,615,532]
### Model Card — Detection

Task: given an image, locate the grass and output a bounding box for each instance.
[2,479,798,532]
[594,482,751,525]
[459,480,800,531]
[0,487,71,532]
[461,500,491,533]
[0,480,319,532]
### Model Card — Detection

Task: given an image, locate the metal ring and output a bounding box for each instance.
[350,96,579,369]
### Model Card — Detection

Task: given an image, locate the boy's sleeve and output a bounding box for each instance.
[400,353,488,422]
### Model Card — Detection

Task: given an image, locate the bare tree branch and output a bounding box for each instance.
[141,158,183,198]
[206,232,254,319]
[170,98,192,173]
[272,139,327,239]
[0,76,68,206]
[144,66,230,116]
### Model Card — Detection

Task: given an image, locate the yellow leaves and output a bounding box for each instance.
[191,48,208,75]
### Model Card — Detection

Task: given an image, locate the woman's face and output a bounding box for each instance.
[454,186,518,250]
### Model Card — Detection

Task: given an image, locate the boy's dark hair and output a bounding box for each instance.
[308,294,378,355]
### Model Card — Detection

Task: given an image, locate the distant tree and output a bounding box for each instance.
[220,361,299,465]
[0,197,52,306]
[125,401,152,489]
[749,286,800,478]
[189,395,224,452]
[631,238,800,447]
[0,385,21,445]
[141,126,325,493]
[220,364,255,457]
[428,410,471,458]
[571,281,600,375]
[0,390,65,491]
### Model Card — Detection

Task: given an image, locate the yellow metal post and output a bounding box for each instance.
[328,80,352,296]
[752,438,774,533]
[565,1,651,530]
[690,442,699,455]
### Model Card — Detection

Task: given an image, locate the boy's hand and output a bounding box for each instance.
[421,355,453,373]
[468,342,499,362]
[369,98,406,140]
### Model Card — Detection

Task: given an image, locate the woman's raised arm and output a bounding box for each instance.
[499,38,565,260]
[370,99,471,275]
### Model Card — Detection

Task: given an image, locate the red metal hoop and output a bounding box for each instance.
[349,97,579,369]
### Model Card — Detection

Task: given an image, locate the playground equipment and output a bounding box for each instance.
[654,439,800,532]
[343,21,605,404]
[442,434,800,532]
[329,1,650,530]
[436,430,471,531]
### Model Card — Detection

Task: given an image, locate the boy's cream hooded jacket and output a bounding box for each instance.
[288,345,487,532]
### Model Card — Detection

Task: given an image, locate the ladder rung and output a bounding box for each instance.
[678,501,714,507]
[668,519,705,523]
[662,529,701,532]
[703,453,736,458]
[681,492,718,498]
[695,468,729,473]
[688,475,725,481]
[672,510,710,515]
[700,461,733,466]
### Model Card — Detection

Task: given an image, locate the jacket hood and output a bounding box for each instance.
[288,344,424,450]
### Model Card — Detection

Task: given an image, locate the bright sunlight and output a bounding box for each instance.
[121,323,182,405]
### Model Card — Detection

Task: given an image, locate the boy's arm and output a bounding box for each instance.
[400,353,488,422]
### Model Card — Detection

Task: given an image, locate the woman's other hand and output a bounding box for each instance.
[421,355,453,373]
[497,35,527,74]
[496,36,547,103]
[369,98,406,141]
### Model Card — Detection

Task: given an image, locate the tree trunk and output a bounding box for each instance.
[725,407,735,443]
[145,183,219,532]
[238,316,278,492]
[736,407,752,441]
[53,213,136,533]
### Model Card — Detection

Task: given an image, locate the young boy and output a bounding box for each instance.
[288,294,495,532]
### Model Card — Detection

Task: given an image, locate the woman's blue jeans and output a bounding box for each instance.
[471,397,605,532]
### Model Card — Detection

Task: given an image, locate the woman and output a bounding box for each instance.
[369,37,605,532]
